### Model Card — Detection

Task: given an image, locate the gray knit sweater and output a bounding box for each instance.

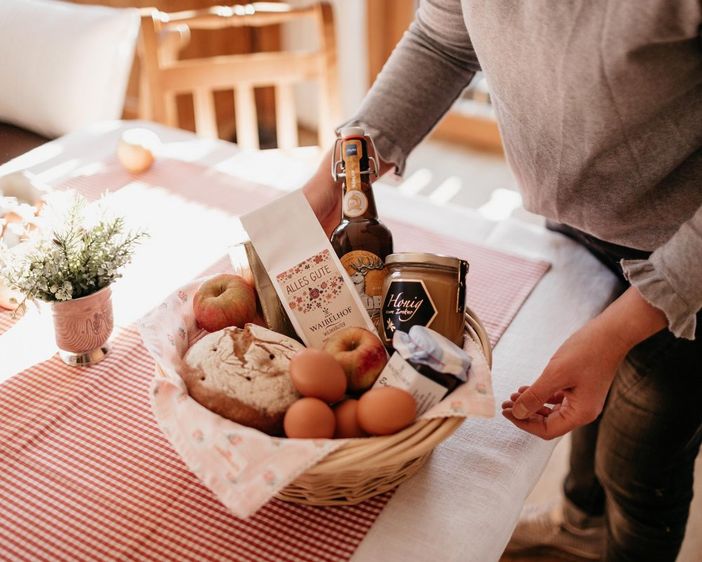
[344,0,702,339]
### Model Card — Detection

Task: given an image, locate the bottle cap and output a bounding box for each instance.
[340,126,365,139]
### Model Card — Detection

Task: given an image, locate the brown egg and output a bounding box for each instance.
[289,349,347,403]
[357,387,416,436]
[284,397,335,439]
[333,399,367,438]
[117,129,159,174]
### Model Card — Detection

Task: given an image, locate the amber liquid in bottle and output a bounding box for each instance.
[330,127,393,326]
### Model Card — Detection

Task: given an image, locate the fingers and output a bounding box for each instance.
[501,399,560,418]
[502,373,571,439]
[508,390,564,405]
[502,387,563,420]
[512,373,564,420]
[501,407,572,440]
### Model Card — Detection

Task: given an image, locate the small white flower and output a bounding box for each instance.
[0,194,146,303]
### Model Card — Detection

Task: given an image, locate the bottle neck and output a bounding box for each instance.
[340,136,379,221]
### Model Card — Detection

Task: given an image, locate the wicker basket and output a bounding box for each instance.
[155,307,491,507]
[276,307,492,506]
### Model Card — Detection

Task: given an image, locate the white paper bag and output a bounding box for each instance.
[241,191,377,348]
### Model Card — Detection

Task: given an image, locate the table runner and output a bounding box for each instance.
[0,217,547,346]
[0,238,547,562]
[0,327,391,561]
[0,158,550,561]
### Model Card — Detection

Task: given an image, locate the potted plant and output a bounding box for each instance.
[0,193,147,366]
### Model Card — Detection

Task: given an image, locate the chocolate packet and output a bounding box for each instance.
[240,190,377,348]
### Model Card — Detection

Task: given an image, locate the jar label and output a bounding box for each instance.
[340,250,386,322]
[373,352,448,416]
[381,279,438,341]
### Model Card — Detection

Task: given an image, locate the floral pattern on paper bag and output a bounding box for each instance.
[276,250,344,313]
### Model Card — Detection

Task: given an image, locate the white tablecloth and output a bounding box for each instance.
[0,121,621,562]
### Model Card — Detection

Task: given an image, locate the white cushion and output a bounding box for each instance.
[0,0,140,138]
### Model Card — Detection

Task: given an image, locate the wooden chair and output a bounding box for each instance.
[138,2,340,150]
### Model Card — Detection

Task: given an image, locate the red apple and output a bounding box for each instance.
[193,274,257,332]
[322,327,388,393]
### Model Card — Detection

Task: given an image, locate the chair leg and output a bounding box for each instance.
[235,86,260,150]
[275,83,299,149]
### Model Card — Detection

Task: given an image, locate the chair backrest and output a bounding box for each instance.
[138,2,340,149]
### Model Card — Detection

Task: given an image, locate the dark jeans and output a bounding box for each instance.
[548,222,702,562]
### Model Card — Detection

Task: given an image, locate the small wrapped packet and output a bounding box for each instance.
[374,325,471,416]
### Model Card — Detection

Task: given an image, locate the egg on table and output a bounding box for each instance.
[117,128,160,174]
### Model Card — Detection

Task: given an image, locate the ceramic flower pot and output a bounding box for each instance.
[51,286,113,366]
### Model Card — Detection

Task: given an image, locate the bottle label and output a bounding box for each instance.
[341,138,367,218]
[381,279,438,341]
[343,139,363,191]
[340,250,386,321]
[342,190,368,217]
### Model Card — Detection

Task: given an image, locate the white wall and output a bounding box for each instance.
[282,0,369,129]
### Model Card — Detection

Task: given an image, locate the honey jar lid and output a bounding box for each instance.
[385,252,468,272]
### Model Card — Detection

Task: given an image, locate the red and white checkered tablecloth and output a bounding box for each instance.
[0,161,550,561]
[0,326,391,561]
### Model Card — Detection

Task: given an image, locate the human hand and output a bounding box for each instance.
[302,142,395,237]
[501,319,626,439]
[302,149,341,237]
[501,286,667,439]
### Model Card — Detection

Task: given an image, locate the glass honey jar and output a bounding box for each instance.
[380,253,469,348]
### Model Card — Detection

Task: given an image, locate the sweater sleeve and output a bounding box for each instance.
[621,205,702,340]
[338,0,480,174]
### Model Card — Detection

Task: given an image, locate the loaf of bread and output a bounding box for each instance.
[183,324,303,435]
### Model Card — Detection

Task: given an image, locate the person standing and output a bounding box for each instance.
[303,1,702,560]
